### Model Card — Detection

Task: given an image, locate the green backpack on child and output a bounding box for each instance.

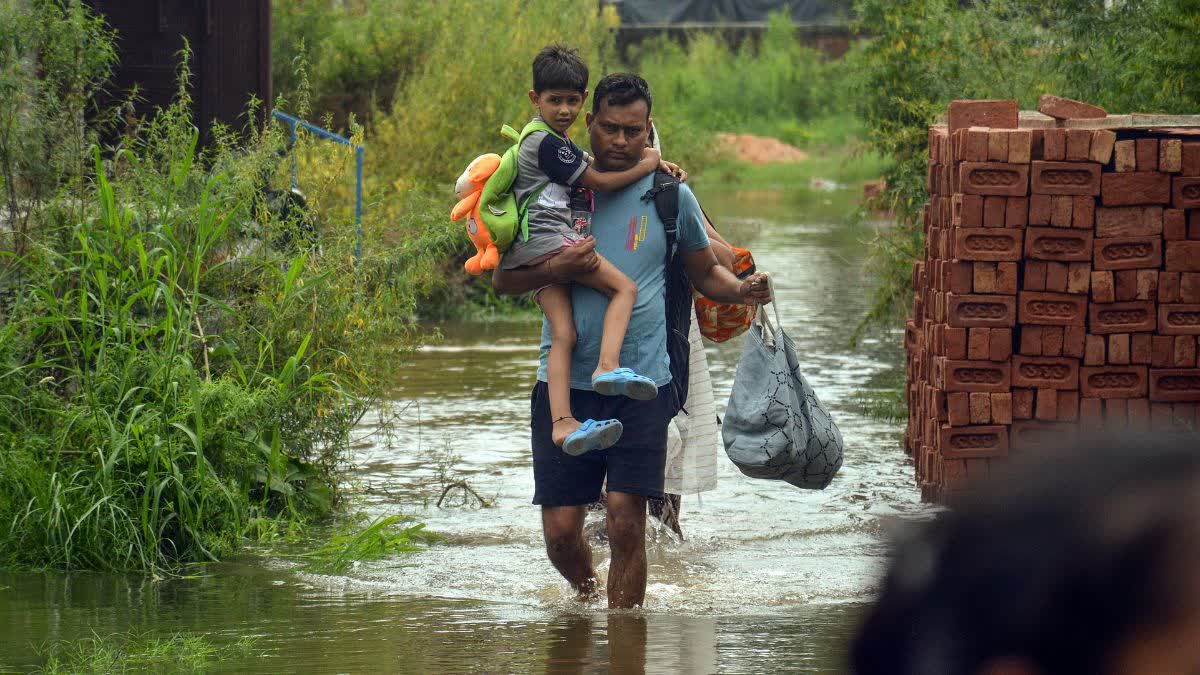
[451,119,560,275]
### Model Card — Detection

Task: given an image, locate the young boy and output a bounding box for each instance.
[501,44,683,456]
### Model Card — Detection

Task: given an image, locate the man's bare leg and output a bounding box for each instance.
[605,491,648,609]
[542,505,598,599]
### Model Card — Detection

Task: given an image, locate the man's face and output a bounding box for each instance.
[586,99,651,172]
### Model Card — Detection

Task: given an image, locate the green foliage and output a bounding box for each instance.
[851,0,1200,335]
[300,514,438,574]
[0,3,429,572]
[35,631,259,674]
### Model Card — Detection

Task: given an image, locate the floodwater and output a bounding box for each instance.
[0,187,928,673]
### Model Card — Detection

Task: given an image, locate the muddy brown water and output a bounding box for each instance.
[0,188,929,673]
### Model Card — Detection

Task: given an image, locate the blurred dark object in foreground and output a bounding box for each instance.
[852,432,1200,675]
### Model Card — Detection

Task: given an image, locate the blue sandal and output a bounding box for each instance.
[592,368,657,401]
[562,418,624,456]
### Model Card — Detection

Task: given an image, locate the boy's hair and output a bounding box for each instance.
[532,44,589,93]
[591,73,652,118]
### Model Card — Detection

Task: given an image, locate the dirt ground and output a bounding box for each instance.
[715,133,810,164]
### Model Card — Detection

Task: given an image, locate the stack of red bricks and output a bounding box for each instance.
[904,97,1200,504]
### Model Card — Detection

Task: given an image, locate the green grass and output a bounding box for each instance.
[296,514,439,574]
[35,631,259,674]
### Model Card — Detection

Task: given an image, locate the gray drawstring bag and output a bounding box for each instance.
[722,279,843,489]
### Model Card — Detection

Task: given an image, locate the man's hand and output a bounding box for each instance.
[739,272,772,305]
[547,237,600,283]
[659,159,688,182]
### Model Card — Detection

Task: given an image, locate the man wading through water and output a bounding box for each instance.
[492,73,770,608]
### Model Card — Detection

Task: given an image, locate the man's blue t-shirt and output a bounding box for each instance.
[536,174,710,389]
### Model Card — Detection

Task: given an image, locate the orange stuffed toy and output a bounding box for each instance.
[451,154,503,275]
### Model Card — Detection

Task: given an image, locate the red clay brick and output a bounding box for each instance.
[987,130,1010,161]
[1102,172,1172,206]
[1043,129,1067,161]
[1071,196,1094,229]
[1008,129,1032,164]
[973,262,998,293]
[955,228,1023,261]
[1108,333,1131,365]
[1025,227,1094,262]
[1058,390,1080,422]
[1166,242,1200,271]
[991,393,1013,424]
[1090,130,1116,165]
[1042,326,1065,356]
[1173,176,1200,209]
[1181,273,1200,303]
[1005,197,1028,228]
[1174,335,1198,366]
[1129,399,1152,431]
[963,127,989,161]
[1160,304,1200,335]
[1080,366,1148,399]
[960,162,1031,196]
[983,195,1007,227]
[947,392,971,425]
[948,100,1019,135]
[1182,142,1200,176]
[1165,209,1187,240]
[1095,206,1163,238]
[1191,211,1200,239]
[1136,139,1159,172]
[996,262,1019,294]
[1046,262,1069,293]
[1031,161,1102,196]
[1064,325,1087,358]
[1038,95,1106,120]
[1150,402,1175,430]
[969,327,991,360]
[944,359,1012,392]
[1010,420,1076,448]
[1067,263,1091,294]
[1020,291,1087,326]
[946,327,968,359]
[1114,140,1137,172]
[1085,334,1107,366]
[1161,139,1183,173]
[1066,130,1092,162]
[1136,269,1158,301]
[960,193,984,227]
[1091,271,1115,303]
[1024,261,1048,291]
[1029,194,1052,225]
[1012,356,1079,390]
[1093,236,1163,270]
[939,424,1010,459]
[1090,301,1157,334]
[1035,388,1058,420]
[1114,270,1138,301]
[1020,325,1043,356]
[950,261,974,294]
[1149,369,1200,402]
[1105,398,1129,425]
[990,328,1013,361]
[969,392,992,423]
[1153,335,1176,367]
[1012,389,1035,419]
[1132,333,1153,365]
[1050,196,1074,228]
[1080,397,1103,423]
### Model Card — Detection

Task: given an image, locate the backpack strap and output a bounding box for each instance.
[642,171,681,253]
[510,120,565,242]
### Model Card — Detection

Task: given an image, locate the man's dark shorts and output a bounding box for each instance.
[530,381,676,506]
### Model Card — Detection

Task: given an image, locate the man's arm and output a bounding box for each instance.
[491,237,601,295]
[704,217,734,269]
[682,246,770,306]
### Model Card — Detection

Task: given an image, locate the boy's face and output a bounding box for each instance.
[528,88,588,135]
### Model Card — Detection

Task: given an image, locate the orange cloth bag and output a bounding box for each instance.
[694,245,758,343]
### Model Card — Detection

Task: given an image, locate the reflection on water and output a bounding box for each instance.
[0,188,924,673]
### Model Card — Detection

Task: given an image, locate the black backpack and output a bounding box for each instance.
[642,171,691,416]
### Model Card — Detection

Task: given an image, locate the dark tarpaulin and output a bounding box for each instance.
[613,0,848,26]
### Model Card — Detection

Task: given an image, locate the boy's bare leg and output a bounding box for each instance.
[537,284,580,446]
[572,255,638,381]
[542,505,599,600]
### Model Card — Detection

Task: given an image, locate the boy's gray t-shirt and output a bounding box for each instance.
[500,125,590,269]
[535,175,710,389]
